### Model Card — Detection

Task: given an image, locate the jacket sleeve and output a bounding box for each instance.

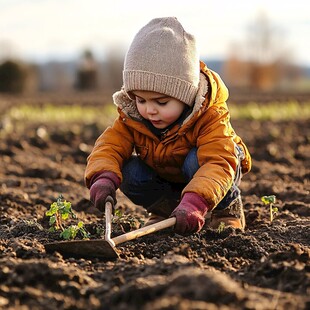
[183,104,239,210]
[84,117,134,187]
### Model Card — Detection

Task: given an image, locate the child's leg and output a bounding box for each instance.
[216,145,244,209]
[121,148,200,206]
[182,146,244,209]
[121,146,243,206]
[120,156,176,208]
[210,145,246,229]
[182,147,200,181]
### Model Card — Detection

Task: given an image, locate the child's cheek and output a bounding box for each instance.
[136,105,145,117]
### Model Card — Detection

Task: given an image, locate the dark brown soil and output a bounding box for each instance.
[0,92,309,310]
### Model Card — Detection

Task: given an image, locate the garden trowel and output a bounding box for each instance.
[44,197,176,259]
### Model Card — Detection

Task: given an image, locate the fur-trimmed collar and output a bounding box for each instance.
[112,73,209,126]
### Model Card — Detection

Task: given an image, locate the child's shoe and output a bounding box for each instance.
[209,196,245,230]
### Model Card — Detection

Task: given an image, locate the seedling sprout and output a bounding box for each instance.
[261,195,278,223]
[217,221,226,233]
[46,194,90,240]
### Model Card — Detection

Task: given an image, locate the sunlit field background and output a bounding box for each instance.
[1,99,310,131]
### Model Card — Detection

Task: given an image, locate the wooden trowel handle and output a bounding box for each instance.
[105,198,114,245]
[112,217,176,246]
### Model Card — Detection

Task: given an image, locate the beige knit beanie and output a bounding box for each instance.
[123,17,200,106]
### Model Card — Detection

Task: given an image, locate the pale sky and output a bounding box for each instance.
[1,0,309,66]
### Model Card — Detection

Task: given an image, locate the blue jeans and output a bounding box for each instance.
[120,147,244,210]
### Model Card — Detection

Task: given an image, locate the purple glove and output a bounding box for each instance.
[170,192,210,235]
[89,171,120,212]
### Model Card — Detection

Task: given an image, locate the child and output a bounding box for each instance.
[85,17,252,235]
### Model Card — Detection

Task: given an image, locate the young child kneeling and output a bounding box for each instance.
[85,17,252,235]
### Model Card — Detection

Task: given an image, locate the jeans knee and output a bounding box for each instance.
[121,156,155,189]
[120,156,172,207]
[182,147,199,181]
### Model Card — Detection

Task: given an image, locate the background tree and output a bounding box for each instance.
[76,49,98,90]
[0,60,27,93]
[224,11,300,90]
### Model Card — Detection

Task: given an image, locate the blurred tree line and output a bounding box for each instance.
[0,50,305,95]
[0,13,308,95]
[0,48,124,94]
[223,12,303,91]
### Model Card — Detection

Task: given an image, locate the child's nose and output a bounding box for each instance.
[146,103,157,114]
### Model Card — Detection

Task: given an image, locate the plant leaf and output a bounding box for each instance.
[61,213,69,220]
[261,195,276,204]
[49,215,57,226]
[60,228,73,240]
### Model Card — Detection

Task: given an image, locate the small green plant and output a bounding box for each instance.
[112,209,140,233]
[261,195,278,223]
[217,221,226,233]
[46,194,90,240]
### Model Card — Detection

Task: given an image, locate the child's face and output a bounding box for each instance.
[132,90,186,129]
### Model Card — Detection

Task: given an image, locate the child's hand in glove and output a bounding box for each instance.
[171,192,210,235]
[89,171,120,212]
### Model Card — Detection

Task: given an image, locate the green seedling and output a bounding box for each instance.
[112,208,140,233]
[59,221,89,240]
[261,195,278,223]
[46,194,90,240]
[217,221,226,233]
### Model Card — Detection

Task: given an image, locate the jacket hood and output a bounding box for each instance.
[112,61,229,127]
